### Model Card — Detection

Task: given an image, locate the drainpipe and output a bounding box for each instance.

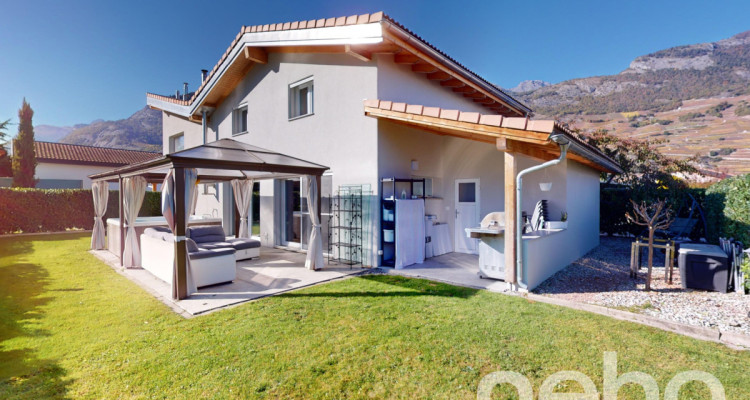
[514,135,570,289]
[201,108,207,144]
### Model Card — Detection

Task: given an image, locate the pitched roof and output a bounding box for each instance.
[363,99,622,174]
[34,141,161,167]
[147,11,530,118]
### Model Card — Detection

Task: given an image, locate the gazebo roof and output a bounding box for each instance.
[89,139,329,183]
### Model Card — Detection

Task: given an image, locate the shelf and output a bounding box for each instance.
[331,242,362,248]
[330,225,360,230]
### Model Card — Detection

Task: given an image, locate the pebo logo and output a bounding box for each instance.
[477,352,725,399]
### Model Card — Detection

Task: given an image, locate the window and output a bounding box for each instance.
[289,77,314,119]
[169,133,184,153]
[232,105,248,135]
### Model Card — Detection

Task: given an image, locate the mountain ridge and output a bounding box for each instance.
[58,107,162,152]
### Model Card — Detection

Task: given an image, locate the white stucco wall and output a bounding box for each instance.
[522,160,600,290]
[35,162,119,189]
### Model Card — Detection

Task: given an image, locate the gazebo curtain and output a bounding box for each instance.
[122,176,146,268]
[304,175,324,270]
[162,168,198,297]
[90,181,108,250]
[231,179,254,238]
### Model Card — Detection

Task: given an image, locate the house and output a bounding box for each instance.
[32,141,161,189]
[145,12,621,290]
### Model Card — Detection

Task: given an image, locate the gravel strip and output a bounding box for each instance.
[534,237,750,335]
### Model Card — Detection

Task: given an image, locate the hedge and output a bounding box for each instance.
[704,174,750,245]
[600,175,750,245]
[0,188,162,234]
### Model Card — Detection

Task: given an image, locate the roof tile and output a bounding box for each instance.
[458,112,480,124]
[479,114,503,127]
[405,104,423,115]
[423,106,441,118]
[335,16,346,26]
[345,15,358,25]
[379,100,393,110]
[391,102,407,113]
[502,117,528,130]
[440,109,459,120]
[34,142,160,166]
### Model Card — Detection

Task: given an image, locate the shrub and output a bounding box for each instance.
[704,174,750,244]
[0,188,162,234]
[679,112,704,122]
[735,101,750,117]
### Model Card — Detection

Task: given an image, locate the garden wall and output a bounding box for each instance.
[0,188,162,234]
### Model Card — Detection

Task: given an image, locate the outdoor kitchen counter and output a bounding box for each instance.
[106,216,222,258]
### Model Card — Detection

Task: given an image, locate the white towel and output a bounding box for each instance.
[395,199,425,269]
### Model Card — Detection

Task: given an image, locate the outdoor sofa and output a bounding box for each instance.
[139,225,259,288]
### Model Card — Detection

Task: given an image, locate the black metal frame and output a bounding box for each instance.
[328,185,363,268]
[380,177,425,267]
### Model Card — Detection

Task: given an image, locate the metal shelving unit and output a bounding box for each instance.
[328,185,363,267]
[380,178,425,267]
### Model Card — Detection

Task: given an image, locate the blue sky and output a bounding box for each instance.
[1,0,749,127]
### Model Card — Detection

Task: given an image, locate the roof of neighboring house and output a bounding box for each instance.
[363,99,623,174]
[34,141,162,167]
[147,11,531,119]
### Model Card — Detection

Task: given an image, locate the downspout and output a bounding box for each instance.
[515,135,570,289]
[201,109,207,144]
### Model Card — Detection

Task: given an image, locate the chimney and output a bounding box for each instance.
[183,82,189,100]
[201,69,208,83]
[175,90,180,99]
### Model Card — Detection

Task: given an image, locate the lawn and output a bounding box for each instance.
[1,234,749,399]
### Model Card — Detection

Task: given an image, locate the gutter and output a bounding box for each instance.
[514,135,570,289]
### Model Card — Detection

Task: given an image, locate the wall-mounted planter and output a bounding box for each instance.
[545,221,568,230]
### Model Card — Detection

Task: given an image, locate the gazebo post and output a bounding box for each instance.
[174,167,189,300]
[315,174,322,222]
[118,176,125,267]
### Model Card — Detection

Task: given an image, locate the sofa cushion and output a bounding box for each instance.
[186,238,200,253]
[199,242,235,250]
[187,225,226,244]
[188,247,235,260]
[227,238,261,250]
[144,226,173,241]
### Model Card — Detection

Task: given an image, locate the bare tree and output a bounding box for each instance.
[626,199,674,290]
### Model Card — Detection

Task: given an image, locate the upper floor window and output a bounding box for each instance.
[233,104,248,135]
[169,133,184,153]
[289,77,313,119]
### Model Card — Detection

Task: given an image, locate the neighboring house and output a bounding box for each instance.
[33,141,161,189]
[146,12,621,290]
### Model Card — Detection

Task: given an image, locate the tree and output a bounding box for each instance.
[626,199,673,291]
[12,99,36,187]
[0,119,11,177]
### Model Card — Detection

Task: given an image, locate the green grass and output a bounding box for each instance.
[1,234,749,399]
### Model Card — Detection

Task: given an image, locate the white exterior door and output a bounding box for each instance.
[454,179,480,254]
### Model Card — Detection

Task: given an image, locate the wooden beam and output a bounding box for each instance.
[473,97,495,104]
[412,63,438,73]
[496,138,557,162]
[394,52,420,64]
[364,106,550,144]
[504,152,518,285]
[345,44,372,62]
[383,26,525,116]
[463,92,485,99]
[440,79,465,87]
[426,70,451,81]
[174,167,188,300]
[452,86,476,94]
[243,46,267,64]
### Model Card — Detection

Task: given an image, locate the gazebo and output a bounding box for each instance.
[88,139,328,300]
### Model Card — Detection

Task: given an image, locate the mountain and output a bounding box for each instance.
[512,30,750,177]
[59,107,162,152]
[508,80,551,93]
[515,30,750,117]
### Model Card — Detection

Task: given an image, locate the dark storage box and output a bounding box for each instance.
[678,243,729,293]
